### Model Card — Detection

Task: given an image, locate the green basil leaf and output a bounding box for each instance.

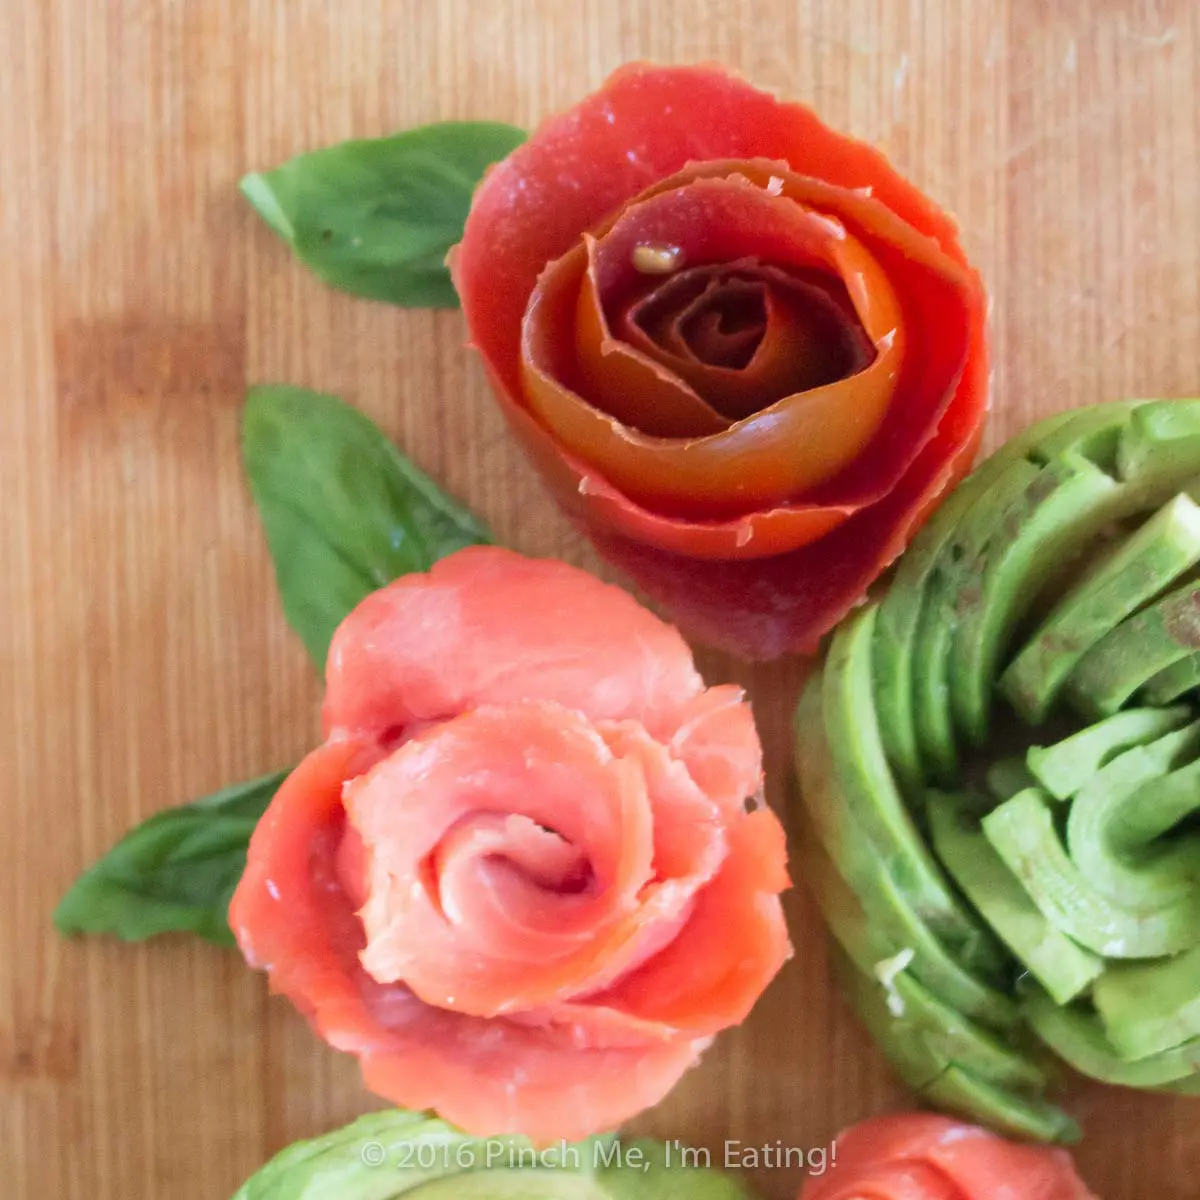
[244,383,491,668]
[241,121,526,308]
[54,769,288,947]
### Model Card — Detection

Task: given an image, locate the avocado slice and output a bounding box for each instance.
[1143,654,1200,703]
[798,807,1017,1026]
[912,423,1134,779]
[1161,1074,1200,1095]
[982,787,1200,958]
[1066,576,1200,718]
[795,684,1017,1026]
[1026,706,1193,800]
[1117,399,1200,483]
[1030,399,1151,469]
[1093,943,1200,1061]
[231,1113,751,1200]
[985,757,1040,802]
[820,609,1009,980]
[232,1112,603,1200]
[1065,723,1200,911]
[1001,495,1200,722]
[921,1066,1080,1144]
[890,970,1047,1090]
[871,407,1084,789]
[829,942,1046,1094]
[949,452,1119,747]
[1107,753,1200,850]
[1023,988,1200,1088]
[921,400,1200,763]
[827,945,948,1090]
[928,791,1103,1005]
[913,400,1145,762]
[911,457,1047,782]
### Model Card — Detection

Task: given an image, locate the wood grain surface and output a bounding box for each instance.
[3,1,1198,1197]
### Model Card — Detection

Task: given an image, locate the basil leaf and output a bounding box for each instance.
[244,384,491,668]
[241,120,526,308]
[54,769,288,947]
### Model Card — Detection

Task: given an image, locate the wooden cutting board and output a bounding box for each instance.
[3,1,1198,1196]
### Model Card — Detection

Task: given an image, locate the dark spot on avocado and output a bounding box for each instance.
[1164,589,1200,649]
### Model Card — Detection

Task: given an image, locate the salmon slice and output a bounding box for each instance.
[322,545,705,742]
[801,1114,1098,1200]
[230,547,790,1142]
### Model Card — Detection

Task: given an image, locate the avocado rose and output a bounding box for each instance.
[800,1114,1096,1200]
[230,547,790,1143]
[451,63,987,660]
[794,400,1200,1140]
[231,1109,756,1199]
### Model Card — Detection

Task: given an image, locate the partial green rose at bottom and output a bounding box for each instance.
[232,1108,757,1200]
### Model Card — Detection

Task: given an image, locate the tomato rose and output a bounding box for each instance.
[230,546,790,1143]
[802,1115,1097,1200]
[452,64,987,659]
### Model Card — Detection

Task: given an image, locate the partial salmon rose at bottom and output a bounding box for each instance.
[230,546,791,1143]
[801,1115,1097,1200]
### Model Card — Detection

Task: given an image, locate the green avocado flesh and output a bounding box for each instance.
[1023,988,1200,1087]
[1143,654,1200,704]
[231,1114,754,1200]
[922,1066,1081,1144]
[795,677,1016,1025]
[1026,706,1192,799]
[1065,726,1200,911]
[1001,494,1200,722]
[821,608,1008,979]
[1093,944,1200,1060]
[928,792,1103,1005]
[1067,577,1200,719]
[794,398,1200,1142]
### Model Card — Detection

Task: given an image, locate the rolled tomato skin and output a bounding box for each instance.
[230,546,790,1143]
[452,63,988,659]
[800,1114,1098,1200]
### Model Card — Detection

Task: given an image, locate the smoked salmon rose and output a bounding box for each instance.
[230,546,790,1143]
[452,64,988,660]
[801,1115,1097,1200]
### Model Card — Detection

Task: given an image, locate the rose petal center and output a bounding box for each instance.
[618,260,874,421]
[677,278,768,368]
